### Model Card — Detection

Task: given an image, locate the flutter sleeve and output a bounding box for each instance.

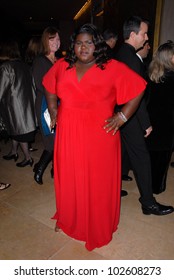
[114,61,147,105]
[42,58,66,95]
[42,64,58,95]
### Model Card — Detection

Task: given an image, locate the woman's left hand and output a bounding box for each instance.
[103,91,144,135]
[103,113,125,135]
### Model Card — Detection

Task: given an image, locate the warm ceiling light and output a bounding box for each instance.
[96,10,104,17]
[74,0,92,20]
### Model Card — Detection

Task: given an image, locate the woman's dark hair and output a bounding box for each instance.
[25,36,41,65]
[0,40,21,60]
[65,23,109,69]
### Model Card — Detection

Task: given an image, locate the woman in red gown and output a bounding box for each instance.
[43,23,146,251]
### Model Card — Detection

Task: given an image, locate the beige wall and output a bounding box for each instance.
[160,0,174,44]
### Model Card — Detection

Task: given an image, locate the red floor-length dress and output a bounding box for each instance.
[43,58,146,251]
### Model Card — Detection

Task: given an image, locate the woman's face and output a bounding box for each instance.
[74,33,95,64]
[49,33,60,53]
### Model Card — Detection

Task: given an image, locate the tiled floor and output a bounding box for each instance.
[0,131,174,260]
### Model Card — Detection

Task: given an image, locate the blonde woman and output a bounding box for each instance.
[146,41,174,194]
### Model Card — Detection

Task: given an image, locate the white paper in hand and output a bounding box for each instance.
[44,108,53,133]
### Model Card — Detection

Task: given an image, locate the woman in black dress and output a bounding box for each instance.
[146,41,174,194]
[32,26,61,184]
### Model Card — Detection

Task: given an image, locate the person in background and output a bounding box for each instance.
[32,26,61,185]
[137,40,151,60]
[25,36,41,152]
[25,36,41,66]
[146,41,174,194]
[43,23,147,251]
[121,39,152,187]
[0,40,36,167]
[136,40,152,106]
[116,15,173,214]
[120,40,151,182]
[136,40,151,79]
[103,28,118,59]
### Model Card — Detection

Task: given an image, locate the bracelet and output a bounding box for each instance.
[118,111,128,123]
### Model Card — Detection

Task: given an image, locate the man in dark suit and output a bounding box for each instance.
[103,28,118,59]
[116,15,173,215]
[121,40,151,184]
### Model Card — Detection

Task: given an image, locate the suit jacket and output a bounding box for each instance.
[116,43,151,131]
